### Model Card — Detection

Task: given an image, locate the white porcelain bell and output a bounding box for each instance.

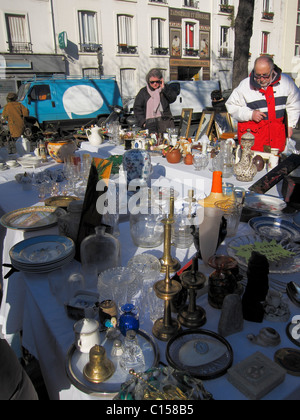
[85,126,103,147]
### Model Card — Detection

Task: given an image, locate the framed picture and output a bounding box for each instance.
[170,28,181,57]
[195,110,215,142]
[214,112,234,139]
[200,31,210,58]
[178,108,193,138]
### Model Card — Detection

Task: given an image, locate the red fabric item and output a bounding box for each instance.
[238,85,286,152]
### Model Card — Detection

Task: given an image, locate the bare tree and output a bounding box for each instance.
[232,0,255,89]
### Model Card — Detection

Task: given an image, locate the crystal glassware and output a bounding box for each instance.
[119,330,145,373]
[80,226,121,275]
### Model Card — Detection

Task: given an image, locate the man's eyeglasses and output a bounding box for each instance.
[149,80,162,85]
[254,72,272,80]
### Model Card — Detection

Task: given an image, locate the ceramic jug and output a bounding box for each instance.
[85,126,103,147]
[16,135,31,156]
[234,130,257,182]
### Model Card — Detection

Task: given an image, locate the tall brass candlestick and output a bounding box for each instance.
[152,264,182,341]
[159,195,181,273]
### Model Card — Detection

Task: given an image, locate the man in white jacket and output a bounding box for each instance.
[226,56,300,152]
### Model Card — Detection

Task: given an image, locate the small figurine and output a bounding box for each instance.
[242,251,269,323]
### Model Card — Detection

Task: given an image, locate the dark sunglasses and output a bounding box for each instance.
[149,80,162,85]
[254,72,272,80]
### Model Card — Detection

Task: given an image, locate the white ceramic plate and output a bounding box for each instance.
[244,194,287,214]
[17,156,42,168]
[1,206,62,231]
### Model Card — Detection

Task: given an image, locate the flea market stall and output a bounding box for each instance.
[0,128,300,401]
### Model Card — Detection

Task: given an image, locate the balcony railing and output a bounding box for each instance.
[149,0,168,4]
[151,47,169,56]
[183,0,199,8]
[184,48,199,57]
[7,42,32,53]
[219,4,234,14]
[118,44,138,54]
[80,43,102,53]
[262,11,274,21]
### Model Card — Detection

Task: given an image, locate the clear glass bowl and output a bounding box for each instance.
[127,253,161,285]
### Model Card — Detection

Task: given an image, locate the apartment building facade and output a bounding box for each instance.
[0,0,299,106]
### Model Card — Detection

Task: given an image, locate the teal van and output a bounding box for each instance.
[13,76,123,131]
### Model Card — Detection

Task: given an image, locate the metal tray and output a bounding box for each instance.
[65,329,159,396]
[166,329,233,380]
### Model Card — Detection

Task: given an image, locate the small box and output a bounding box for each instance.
[65,290,98,320]
[227,352,286,400]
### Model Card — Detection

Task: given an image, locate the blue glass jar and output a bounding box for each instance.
[119,304,139,336]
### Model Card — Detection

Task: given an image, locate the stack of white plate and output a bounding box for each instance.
[10,235,75,273]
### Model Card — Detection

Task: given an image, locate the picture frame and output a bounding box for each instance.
[214,112,234,139]
[170,28,181,57]
[178,108,193,138]
[195,110,215,142]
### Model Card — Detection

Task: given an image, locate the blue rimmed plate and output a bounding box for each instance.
[10,235,75,267]
[249,217,300,242]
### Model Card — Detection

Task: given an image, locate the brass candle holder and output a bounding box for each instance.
[152,264,182,341]
[177,258,207,328]
[159,194,181,273]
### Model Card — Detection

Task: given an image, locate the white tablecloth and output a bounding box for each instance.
[19,221,300,400]
[0,145,299,400]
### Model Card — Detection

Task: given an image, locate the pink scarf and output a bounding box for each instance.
[146,85,162,120]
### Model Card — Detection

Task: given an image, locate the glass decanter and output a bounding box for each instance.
[219,141,234,178]
[130,189,165,248]
[80,226,121,275]
[119,330,145,373]
[172,206,194,249]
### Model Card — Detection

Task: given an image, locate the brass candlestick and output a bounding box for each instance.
[177,258,207,328]
[152,264,182,341]
[159,195,181,273]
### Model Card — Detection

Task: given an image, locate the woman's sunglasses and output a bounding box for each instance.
[149,80,162,85]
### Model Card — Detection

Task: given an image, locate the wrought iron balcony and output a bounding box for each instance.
[149,0,168,4]
[262,11,274,21]
[219,4,234,14]
[151,47,169,56]
[80,43,102,53]
[183,0,199,8]
[118,44,138,54]
[184,48,199,57]
[7,42,32,53]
